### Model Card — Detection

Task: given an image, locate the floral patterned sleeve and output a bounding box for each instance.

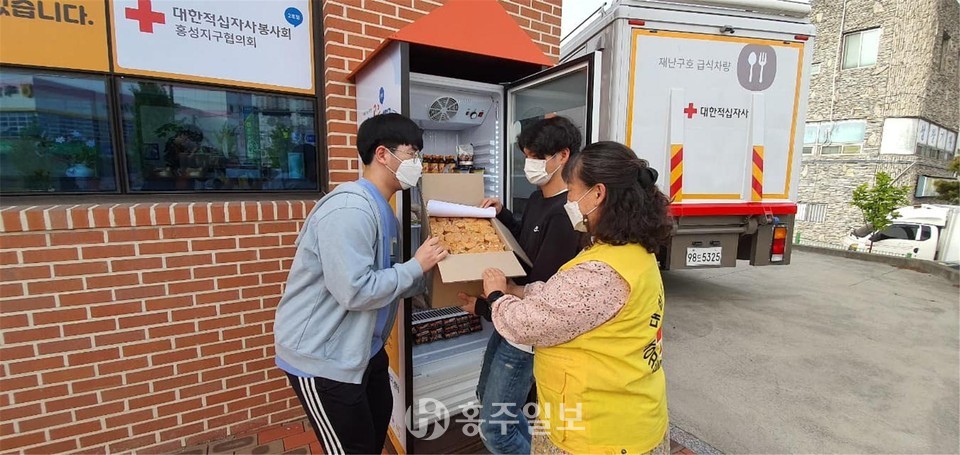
[523,281,546,298]
[491,261,629,347]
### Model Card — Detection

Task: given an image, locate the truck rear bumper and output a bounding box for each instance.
[660,214,795,270]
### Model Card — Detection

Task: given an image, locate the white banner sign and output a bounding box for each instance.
[917,119,929,145]
[879,118,918,155]
[355,42,403,126]
[927,124,940,147]
[937,127,948,150]
[112,0,313,93]
[628,30,804,200]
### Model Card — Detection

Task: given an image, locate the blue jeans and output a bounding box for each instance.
[476,331,535,455]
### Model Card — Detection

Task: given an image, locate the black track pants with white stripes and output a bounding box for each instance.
[286,348,393,455]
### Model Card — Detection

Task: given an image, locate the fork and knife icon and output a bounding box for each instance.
[747,51,768,83]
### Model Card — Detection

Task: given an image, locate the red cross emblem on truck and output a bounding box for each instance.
[125,0,165,33]
[683,102,697,119]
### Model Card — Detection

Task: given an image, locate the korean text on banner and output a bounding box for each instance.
[110,0,314,94]
[0,0,109,71]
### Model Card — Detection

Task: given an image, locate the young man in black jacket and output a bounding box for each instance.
[459,116,583,454]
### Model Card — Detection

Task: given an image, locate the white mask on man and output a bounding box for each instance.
[388,150,423,190]
[523,154,560,186]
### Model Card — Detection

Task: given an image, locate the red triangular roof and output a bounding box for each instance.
[349,0,552,80]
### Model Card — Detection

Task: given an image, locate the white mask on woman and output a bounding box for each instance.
[564,186,599,232]
[524,154,559,186]
[388,150,423,190]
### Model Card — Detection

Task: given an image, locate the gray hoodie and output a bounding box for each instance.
[274,181,425,384]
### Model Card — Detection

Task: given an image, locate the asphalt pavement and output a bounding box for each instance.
[663,250,960,454]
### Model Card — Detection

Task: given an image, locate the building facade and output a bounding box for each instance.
[0,1,560,454]
[797,0,960,244]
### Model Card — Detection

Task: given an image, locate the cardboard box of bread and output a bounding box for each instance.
[420,174,531,308]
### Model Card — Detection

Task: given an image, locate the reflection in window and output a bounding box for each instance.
[808,120,866,155]
[509,67,589,216]
[0,70,117,193]
[875,224,917,241]
[120,81,318,192]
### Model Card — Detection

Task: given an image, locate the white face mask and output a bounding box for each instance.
[388,150,423,190]
[524,154,560,186]
[564,186,599,232]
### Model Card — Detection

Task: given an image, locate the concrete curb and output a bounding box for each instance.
[670,424,723,455]
[794,245,960,285]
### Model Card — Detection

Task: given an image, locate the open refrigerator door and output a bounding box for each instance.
[406,73,506,426]
[505,53,599,219]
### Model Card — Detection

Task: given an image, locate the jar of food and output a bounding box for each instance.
[457,144,475,168]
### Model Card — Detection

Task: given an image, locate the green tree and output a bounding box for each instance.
[851,172,910,251]
[933,157,960,204]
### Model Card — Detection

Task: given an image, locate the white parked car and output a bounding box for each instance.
[843,205,960,264]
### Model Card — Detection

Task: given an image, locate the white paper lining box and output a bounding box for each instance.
[420,174,531,308]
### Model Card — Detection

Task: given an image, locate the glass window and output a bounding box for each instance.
[803,123,819,145]
[859,29,881,66]
[842,32,862,69]
[120,80,318,192]
[843,29,881,69]
[920,225,932,242]
[873,224,917,241]
[507,65,589,217]
[831,120,866,143]
[0,69,117,193]
[812,120,866,155]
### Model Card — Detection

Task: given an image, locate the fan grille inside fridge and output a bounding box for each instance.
[428,96,459,122]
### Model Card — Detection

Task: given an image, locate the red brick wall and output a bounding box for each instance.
[323,0,563,186]
[0,2,562,453]
[0,202,315,454]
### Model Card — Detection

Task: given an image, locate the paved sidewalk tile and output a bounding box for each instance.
[179,418,703,454]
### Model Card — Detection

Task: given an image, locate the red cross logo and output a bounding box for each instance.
[683,102,697,119]
[125,0,165,33]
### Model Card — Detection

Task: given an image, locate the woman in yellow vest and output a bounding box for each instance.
[481,141,673,455]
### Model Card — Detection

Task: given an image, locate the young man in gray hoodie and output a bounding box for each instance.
[274,113,447,454]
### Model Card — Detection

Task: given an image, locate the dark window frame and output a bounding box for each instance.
[0,65,327,198]
[0,0,328,199]
[113,76,322,195]
[0,66,122,195]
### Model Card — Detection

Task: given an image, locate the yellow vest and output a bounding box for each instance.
[534,243,668,454]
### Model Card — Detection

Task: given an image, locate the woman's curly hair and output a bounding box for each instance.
[562,141,673,253]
